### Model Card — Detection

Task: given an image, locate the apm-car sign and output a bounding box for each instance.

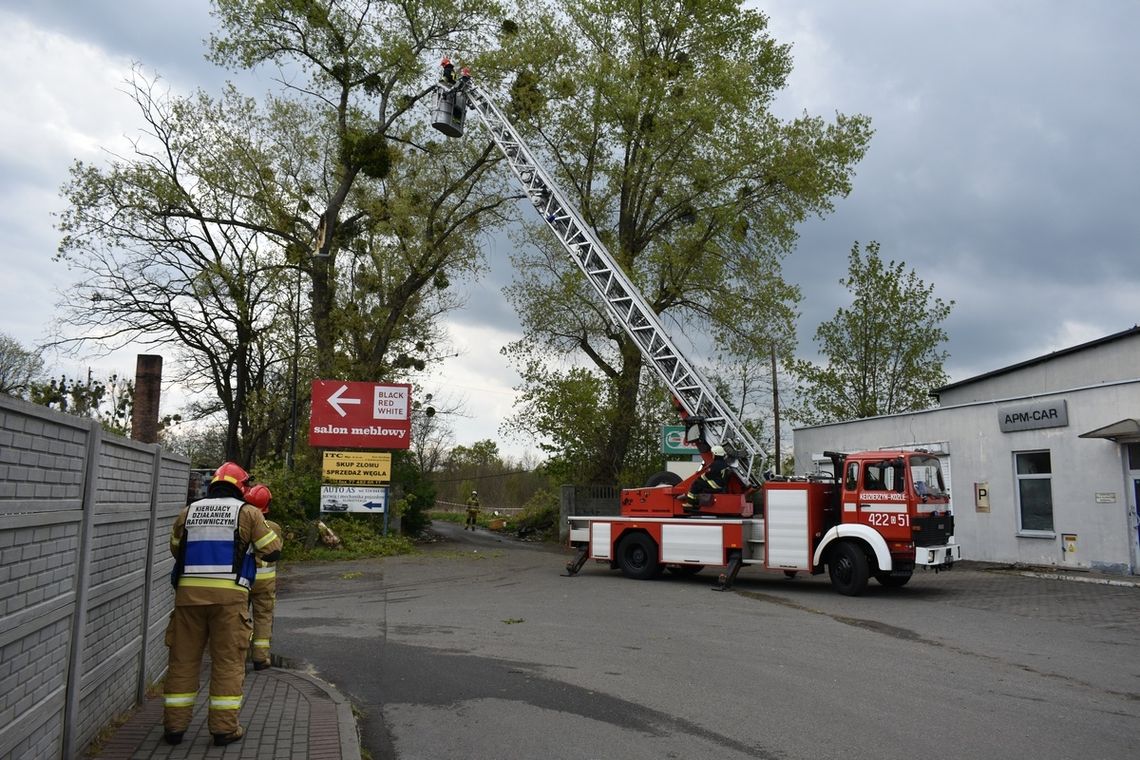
[310,380,411,449]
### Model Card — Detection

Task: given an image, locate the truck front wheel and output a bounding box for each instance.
[616,533,662,580]
[828,542,869,596]
[875,570,912,588]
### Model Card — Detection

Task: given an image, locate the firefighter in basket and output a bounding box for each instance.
[682,445,730,513]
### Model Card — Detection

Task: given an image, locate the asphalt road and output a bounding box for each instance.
[273,522,1140,760]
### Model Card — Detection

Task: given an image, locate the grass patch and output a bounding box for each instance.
[429,510,464,524]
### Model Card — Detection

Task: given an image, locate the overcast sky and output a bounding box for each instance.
[2,1,1137,461]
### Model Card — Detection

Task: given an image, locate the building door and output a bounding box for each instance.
[1133,479,1140,573]
[1129,443,1140,575]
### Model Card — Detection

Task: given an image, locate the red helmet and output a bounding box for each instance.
[245,483,272,514]
[212,461,250,489]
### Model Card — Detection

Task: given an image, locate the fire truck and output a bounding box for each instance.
[431,65,961,596]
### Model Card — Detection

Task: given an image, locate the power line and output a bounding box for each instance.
[428,467,533,485]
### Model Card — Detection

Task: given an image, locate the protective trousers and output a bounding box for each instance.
[250,579,276,664]
[163,602,253,735]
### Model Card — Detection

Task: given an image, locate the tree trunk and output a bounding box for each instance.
[585,340,643,485]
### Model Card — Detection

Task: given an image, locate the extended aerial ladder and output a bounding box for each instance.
[431,67,765,490]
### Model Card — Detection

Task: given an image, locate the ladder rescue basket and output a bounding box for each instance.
[432,90,467,137]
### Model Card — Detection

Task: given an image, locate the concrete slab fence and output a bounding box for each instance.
[0,395,189,759]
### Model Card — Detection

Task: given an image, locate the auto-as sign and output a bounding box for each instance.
[310,380,411,449]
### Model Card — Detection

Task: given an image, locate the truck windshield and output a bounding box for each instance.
[908,455,947,498]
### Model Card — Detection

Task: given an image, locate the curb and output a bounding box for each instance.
[288,668,363,760]
[974,560,1140,588]
[1008,569,1140,588]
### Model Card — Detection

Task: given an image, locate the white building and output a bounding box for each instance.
[791,326,1140,576]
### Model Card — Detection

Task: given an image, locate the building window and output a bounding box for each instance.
[1015,450,1054,533]
[1127,443,1140,469]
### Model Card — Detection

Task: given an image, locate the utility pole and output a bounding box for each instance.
[287,266,302,469]
[771,344,780,475]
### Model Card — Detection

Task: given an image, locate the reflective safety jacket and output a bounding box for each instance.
[253,519,283,591]
[170,497,281,605]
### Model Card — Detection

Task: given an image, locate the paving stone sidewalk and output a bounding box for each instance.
[88,664,359,760]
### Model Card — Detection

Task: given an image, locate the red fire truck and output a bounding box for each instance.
[433,67,961,596]
[565,445,959,595]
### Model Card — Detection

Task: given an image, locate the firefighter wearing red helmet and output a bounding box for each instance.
[162,461,282,747]
[243,483,282,672]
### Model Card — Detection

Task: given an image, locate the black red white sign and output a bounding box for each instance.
[310,380,411,449]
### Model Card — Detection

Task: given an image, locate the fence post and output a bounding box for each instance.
[559,485,575,544]
[62,421,102,760]
[138,444,164,702]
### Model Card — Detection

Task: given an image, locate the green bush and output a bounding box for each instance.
[391,450,436,535]
[511,489,560,541]
[248,465,322,524]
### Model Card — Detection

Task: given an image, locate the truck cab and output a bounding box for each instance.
[816,449,959,593]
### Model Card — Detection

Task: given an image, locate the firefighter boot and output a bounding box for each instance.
[213,725,245,746]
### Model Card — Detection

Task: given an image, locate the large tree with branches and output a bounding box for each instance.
[494,0,872,484]
[792,241,954,424]
[54,0,515,465]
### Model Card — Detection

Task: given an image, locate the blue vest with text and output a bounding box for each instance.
[181,497,256,590]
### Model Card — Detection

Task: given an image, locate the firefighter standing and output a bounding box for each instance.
[244,484,281,671]
[162,462,282,747]
[682,445,730,512]
[465,490,481,530]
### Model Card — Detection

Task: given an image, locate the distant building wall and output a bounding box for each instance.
[936,328,1140,405]
[0,395,189,759]
[793,379,1140,574]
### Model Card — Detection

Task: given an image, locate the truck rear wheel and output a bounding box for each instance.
[616,533,662,580]
[828,542,869,596]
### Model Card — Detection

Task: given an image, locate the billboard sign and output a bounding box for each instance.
[310,380,411,449]
[322,451,392,483]
[998,399,1068,433]
[662,425,699,455]
[320,485,389,514]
